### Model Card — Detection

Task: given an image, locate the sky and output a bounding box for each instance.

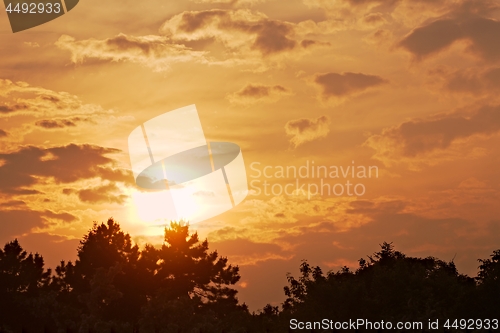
[1,0,500,311]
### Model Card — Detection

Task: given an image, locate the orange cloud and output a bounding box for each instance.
[227,84,292,104]
[161,9,298,55]
[399,17,500,62]
[0,209,76,243]
[72,183,128,204]
[34,117,95,130]
[365,105,500,167]
[430,67,500,96]
[0,144,129,194]
[55,34,208,72]
[55,10,327,72]
[0,79,118,122]
[313,72,388,103]
[285,115,330,148]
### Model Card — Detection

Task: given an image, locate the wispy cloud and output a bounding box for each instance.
[285,115,330,148]
[227,84,292,104]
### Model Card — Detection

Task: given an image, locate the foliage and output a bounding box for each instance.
[0,224,498,332]
[282,242,478,323]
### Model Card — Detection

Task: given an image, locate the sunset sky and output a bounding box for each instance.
[1,0,500,311]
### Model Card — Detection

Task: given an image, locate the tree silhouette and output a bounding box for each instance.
[0,239,52,331]
[0,223,498,332]
[140,222,246,333]
[48,219,247,332]
[282,242,477,326]
[475,249,500,317]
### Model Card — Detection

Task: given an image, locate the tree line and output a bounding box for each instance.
[0,218,498,332]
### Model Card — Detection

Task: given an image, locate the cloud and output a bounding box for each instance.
[301,0,442,28]
[430,66,500,96]
[0,79,108,119]
[55,10,325,72]
[0,144,128,194]
[398,17,500,62]
[42,210,77,222]
[35,119,76,129]
[0,103,29,114]
[55,34,208,72]
[34,117,94,129]
[0,210,48,241]
[0,129,7,137]
[227,84,292,104]
[285,115,330,148]
[365,105,500,167]
[0,209,75,242]
[313,72,388,103]
[161,9,298,56]
[75,183,128,204]
[359,12,387,28]
[0,79,80,115]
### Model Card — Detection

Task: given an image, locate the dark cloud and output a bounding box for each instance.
[76,183,128,204]
[314,72,388,100]
[162,10,309,56]
[228,84,292,104]
[0,144,124,194]
[0,209,75,243]
[35,119,76,129]
[301,39,316,48]
[251,21,297,55]
[369,105,500,157]
[95,167,133,184]
[42,210,77,222]
[0,103,29,114]
[399,17,500,62]
[236,84,288,98]
[0,129,7,137]
[34,117,94,129]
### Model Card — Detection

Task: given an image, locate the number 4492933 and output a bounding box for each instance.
[444,319,499,330]
[5,2,62,14]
